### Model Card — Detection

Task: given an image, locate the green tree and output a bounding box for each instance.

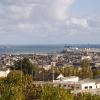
[81,59,90,68]
[0,70,36,100]
[6,70,23,85]
[92,68,98,79]
[80,59,93,79]
[14,57,35,75]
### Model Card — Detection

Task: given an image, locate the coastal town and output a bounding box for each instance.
[1,47,100,96]
[1,47,100,69]
[0,0,99,99]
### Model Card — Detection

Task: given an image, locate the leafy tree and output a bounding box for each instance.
[6,70,23,85]
[80,59,93,79]
[81,59,90,68]
[92,67,98,79]
[14,57,35,75]
[0,70,36,100]
[0,70,23,100]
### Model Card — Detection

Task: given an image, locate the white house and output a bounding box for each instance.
[54,75,100,91]
[56,74,64,80]
[53,74,79,89]
[53,74,79,83]
[79,82,96,90]
[0,68,10,77]
[63,76,79,82]
[78,79,100,90]
[43,65,51,70]
[81,56,92,60]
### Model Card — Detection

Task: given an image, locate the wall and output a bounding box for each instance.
[81,82,96,90]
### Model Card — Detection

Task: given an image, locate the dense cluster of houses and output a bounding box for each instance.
[0,48,100,80]
[0,48,100,95]
[0,47,100,69]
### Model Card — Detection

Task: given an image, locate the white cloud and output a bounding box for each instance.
[17,23,33,30]
[0,0,100,44]
[0,0,75,32]
[48,0,74,20]
[71,18,88,28]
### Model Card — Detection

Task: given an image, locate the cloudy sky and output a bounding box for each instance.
[0,0,100,45]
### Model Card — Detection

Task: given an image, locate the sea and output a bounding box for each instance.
[0,44,100,54]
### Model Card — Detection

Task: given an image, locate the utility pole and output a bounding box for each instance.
[32,54,34,80]
[52,62,55,82]
[53,65,54,82]
[21,58,23,80]
[32,67,33,80]
[20,57,23,93]
[42,59,44,81]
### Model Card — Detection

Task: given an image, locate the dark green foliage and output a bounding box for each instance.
[14,57,35,76]
[92,67,100,79]
[80,59,93,79]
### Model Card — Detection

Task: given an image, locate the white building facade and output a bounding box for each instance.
[54,74,100,91]
[0,68,10,77]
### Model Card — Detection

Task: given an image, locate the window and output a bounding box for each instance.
[59,84,61,87]
[77,87,79,89]
[68,85,70,87]
[64,85,66,87]
[71,86,74,89]
[85,86,88,89]
[89,86,92,89]
[96,86,97,88]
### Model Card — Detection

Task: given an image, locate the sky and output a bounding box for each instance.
[0,0,100,45]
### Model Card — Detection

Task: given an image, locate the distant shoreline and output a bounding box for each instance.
[0,44,100,55]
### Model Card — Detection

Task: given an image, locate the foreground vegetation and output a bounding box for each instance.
[0,58,100,100]
[0,70,100,100]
